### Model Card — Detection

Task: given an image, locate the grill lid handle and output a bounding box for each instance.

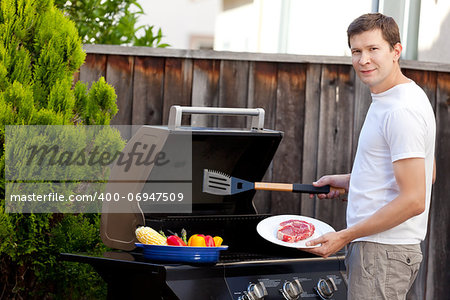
[168,106,265,130]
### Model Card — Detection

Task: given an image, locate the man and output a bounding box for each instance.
[304,13,436,299]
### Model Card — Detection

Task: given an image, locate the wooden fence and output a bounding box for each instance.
[78,44,449,300]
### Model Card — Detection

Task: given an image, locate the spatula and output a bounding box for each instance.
[202,169,346,196]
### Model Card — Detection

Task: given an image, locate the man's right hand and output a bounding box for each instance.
[310,174,351,199]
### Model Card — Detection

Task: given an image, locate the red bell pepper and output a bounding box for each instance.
[204,235,215,247]
[167,235,187,246]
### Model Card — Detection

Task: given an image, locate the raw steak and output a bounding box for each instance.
[277,219,315,242]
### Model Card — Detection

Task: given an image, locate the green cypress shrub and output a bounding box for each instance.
[0,0,122,298]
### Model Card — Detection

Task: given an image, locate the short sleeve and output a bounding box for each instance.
[383,108,426,162]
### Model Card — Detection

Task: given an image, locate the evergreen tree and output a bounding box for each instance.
[0,0,122,297]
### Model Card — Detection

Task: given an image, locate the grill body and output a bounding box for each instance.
[63,107,348,299]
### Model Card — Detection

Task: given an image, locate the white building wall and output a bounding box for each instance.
[417,0,450,63]
[256,0,283,53]
[135,0,450,63]
[214,0,373,55]
[214,0,450,64]
[138,0,222,49]
[214,3,259,51]
[285,0,372,56]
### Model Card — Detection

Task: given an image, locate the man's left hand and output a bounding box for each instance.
[301,231,349,258]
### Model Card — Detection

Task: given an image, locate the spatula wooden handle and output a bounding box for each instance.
[254,182,293,192]
[330,186,346,194]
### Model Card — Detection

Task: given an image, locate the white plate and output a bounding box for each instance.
[256,215,336,248]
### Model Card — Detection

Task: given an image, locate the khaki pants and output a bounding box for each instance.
[345,242,422,300]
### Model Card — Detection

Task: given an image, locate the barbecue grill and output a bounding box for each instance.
[61,106,347,300]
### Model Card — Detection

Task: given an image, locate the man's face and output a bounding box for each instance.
[350,29,402,93]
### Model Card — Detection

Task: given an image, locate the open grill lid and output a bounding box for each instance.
[100,106,283,250]
[189,127,283,214]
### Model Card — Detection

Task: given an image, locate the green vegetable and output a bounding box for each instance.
[181,228,188,244]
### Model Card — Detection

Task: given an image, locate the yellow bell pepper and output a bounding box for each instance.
[188,234,206,247]
[213,236,223,247]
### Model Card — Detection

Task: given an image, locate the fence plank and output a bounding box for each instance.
[79,54,107,88]
[315,65,354,230]
[73,70,80,87]
[270,63,306,215]
[218,60,249,128]
[247,61,278,126]
[106,55,134,126]
[132,56,165,126]
[425,72,450,300]
[247,61,278,213]
[352,75,371,160]
[301,64,322,217]
[162,58,193,125]
[191,59,220,127]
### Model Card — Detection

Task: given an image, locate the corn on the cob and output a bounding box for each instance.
[136,226,167,245]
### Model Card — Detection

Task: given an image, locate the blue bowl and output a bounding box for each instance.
[135,243,228,263]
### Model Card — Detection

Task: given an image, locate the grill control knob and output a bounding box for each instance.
[246,282,268,300]
[237,291,251,300]
[280,279,304,300]
[315,276,338,299]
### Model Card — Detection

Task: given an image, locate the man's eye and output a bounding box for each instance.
[351,50,360,54]
[370,48,378,51]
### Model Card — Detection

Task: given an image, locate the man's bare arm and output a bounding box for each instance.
[342,157,425,240]
[306,157,426,257]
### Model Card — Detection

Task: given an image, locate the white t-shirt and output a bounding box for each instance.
[347,81,436,244]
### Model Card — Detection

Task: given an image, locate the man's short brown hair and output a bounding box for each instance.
[347,13,401,49]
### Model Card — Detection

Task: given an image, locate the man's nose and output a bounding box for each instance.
[359,52,371,65]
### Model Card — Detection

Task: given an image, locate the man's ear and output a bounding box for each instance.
[393,42,403,62]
